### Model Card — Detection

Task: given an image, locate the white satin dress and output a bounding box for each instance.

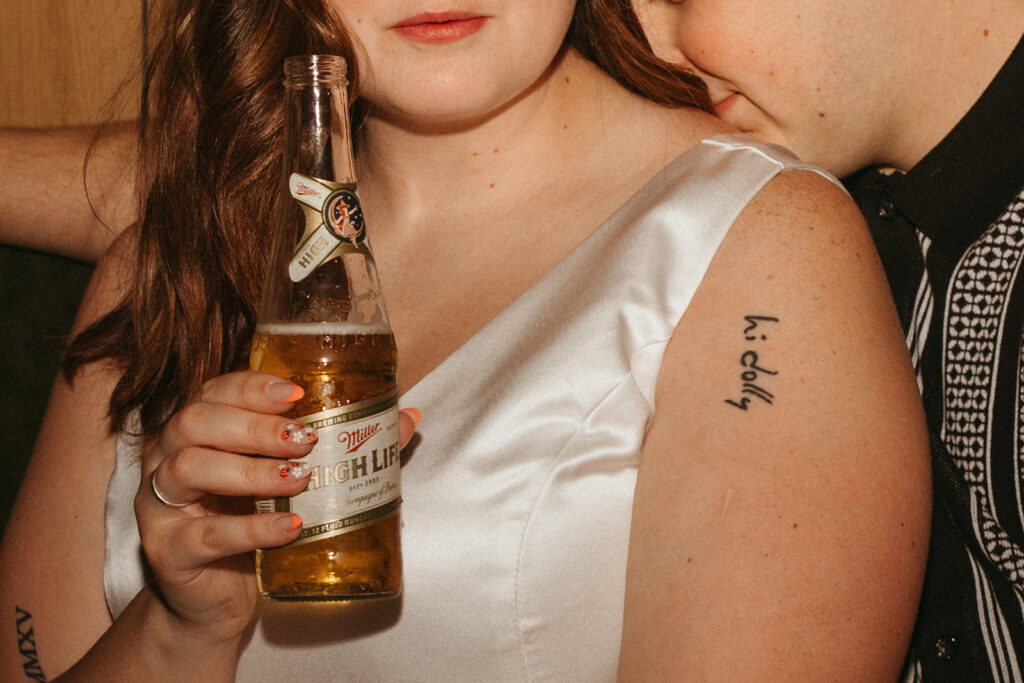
[104,135,838,681]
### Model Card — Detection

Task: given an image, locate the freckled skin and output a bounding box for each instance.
[634,0,1024,176]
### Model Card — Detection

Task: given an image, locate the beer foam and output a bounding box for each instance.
[256,322,392,336]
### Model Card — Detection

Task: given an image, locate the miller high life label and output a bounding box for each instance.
[287,173,367,282]
[256,389,401,545]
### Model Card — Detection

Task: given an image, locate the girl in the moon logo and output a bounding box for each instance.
[322,188,365,244]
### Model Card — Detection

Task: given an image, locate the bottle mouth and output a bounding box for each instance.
[283,54,348,87]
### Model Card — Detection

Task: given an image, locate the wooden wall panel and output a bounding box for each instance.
[0,0,143,127]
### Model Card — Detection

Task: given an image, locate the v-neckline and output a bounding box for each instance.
[398,135,738,403]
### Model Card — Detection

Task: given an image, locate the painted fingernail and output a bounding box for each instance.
[404,407,423,430]
[280,422,317,444]
[273,514,302,532]
[267,381,304,403]
[278,461,313,479]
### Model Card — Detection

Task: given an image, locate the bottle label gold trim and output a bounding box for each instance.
[256,390,401,546]
[287,173,368,282]
[298,497,400,542]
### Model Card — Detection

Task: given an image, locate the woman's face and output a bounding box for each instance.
[330,0,578,130]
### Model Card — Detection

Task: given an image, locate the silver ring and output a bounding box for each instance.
[150,470,190,508]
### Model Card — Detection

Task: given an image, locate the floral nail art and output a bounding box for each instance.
[278,461,313,479]
[280,422,317,444]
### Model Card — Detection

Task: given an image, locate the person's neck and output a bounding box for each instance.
[881,2,1024,171]
[351,47,674,236]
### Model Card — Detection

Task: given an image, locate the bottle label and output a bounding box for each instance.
[256,390,401,545]
[322,188,365,244]
[287,173,367,283]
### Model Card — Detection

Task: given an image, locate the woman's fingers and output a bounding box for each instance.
[143,369,421,512]
[147,448,314,509]
[195,370,306,412]
[132,371,423,630]
[139,450,311,574]
[142,507,303,572]
[163,370,420,447]
[398,407,422,449]
[155,402,318,464]
[143,371,311,465]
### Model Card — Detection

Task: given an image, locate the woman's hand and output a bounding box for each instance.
[135,370,418,645]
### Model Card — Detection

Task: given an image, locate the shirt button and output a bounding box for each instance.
[877,197,898,219]
[935,635,958,660]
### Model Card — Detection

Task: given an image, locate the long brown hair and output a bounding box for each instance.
[65,0,708,439]
[570,0,709,109]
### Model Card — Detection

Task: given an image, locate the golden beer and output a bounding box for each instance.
[252,55,401,601]
[251,325,401,600]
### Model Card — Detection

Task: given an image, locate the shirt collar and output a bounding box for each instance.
[849,32,1024,257]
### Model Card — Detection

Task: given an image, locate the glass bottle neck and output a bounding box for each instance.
[282,55,355,186]
[284,54,347,88]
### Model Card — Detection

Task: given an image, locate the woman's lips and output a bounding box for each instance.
[391,12,488,44]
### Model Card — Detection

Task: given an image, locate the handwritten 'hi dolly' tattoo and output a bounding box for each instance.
[724,315,779,410]
[15,607,47,681]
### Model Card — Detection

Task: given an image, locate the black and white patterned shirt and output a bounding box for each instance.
[844,33,1024,683]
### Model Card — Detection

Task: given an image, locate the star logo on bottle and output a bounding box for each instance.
[323,189,365,245]
[286,173,366,282]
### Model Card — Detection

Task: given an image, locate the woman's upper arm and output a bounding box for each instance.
[619,172,931,681]
[0,231,134,679]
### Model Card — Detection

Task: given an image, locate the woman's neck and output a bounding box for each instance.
[347,48,721,392]
[352,47,682,235]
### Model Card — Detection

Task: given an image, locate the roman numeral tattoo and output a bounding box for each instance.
[15,607,47,681]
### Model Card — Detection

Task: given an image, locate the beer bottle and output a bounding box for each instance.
[250,54,401,601]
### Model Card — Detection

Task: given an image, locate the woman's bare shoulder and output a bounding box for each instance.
[730,168,872,277]
[612,90,737,165]
[619,161,930,680]
[71,222,139,334]
[659,105,739,155]
[693,167,891,362]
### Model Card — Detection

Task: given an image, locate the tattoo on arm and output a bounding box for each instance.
[15,607,47,681]
[724,315,779,411]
